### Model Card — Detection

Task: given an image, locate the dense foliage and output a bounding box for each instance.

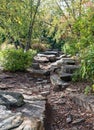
[0,49,36,71]
[0,0,94,82]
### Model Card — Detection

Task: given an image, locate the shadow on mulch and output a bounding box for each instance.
[44,102,52,130]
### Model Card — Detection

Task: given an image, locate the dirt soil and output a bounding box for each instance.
[0,71,94,130]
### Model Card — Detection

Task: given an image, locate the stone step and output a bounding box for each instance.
[34,56,49,63]
[32,63,40,69]
[50,58,76,68]
[70,93,94,112]
[28,69,50,78]
[61,65,79,74]
[60,73,73,82]
[37,53,56,62]
[41,51,59,56]
[0,91,24,108]
[62,58,76,65]
[56,54,67,60]
[50,74,69,91]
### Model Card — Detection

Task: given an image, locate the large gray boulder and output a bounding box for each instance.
[0,91,24,108]
[0,93,46,130]
[50,74,69,91]
[0,112,23,130]
[61,65,79,74]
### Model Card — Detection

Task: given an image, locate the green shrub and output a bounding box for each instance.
[72,45,94,82]
[79,45,94,81]
[0,49,36,72]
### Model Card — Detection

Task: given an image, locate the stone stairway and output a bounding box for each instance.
[29,50,79,92]
[2,49,94,130]
[49,56,79,92]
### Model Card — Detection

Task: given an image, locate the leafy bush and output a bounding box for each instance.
[62,41,77,55]
[72,45,94,82]
[79,45,94,81]
[0,49,36,72]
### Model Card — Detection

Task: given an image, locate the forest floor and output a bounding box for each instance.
[0,71,94,130]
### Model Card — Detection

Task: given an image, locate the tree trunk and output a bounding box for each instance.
[25,0,41,51]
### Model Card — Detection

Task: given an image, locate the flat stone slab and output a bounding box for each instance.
[13,117,44,130]
[62,58,76,65]
[32,63,40,69]
[0,91,24,108]
[61,65,79,74]
[60,73,73,82]
[28,69,50,77]
[0,112,23,130]
[70,93,94,112]
[0,105,23,130]
[0,93,46,130]
[34,56,49,63]
[16,94,46,130]
[37,54,56,62]
[51,59,63,67]
[50,74,69,91]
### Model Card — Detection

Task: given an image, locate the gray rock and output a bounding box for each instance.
[16,94,46,130]
[29,69,50,78]
[0,112,23,130]
[72,118,85,125]
[37,78,43,81]
[50,74,69,91]
[36,80,48,84]
[34,56,49,63]
[0,91,24,107]
[61,65,79,74]
[47,55,56,62]
[0,75,14,79]
[0,105,6,110]
[13,118,44,130]
[60,73,73,82]
[56,54,66,60]
[41,91,50,97]
[37,54,56,62]
[53,59,63,67]
[32,63,40,69]
[43,84,50,89]
[62,58,76,65]
[66,114,73,123]
[0,105,12,122]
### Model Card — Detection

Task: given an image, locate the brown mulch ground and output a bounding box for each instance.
[0,71,94,130]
